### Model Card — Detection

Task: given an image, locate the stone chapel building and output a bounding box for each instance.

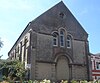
[8,1,92,81]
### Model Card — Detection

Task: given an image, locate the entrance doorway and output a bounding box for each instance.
[56,56,69,80]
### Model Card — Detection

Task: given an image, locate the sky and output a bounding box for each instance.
[0,0,100,59]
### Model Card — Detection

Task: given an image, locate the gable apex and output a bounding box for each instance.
[30,1,88,40]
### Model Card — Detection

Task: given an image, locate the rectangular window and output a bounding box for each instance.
[53,39,57,46]
[67,40,71,48]
[96,62,100,70]
[53,32,58,46]
[67,36,71,48]
[60,36,64,46]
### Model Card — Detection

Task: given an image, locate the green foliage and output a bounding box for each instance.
[25,79,51,83]
[0,79,100,83]
[60,80,68,83]
[0,60,26,82]
[27,80,39,83]
[40,79,50,83]
[2,76,6,80]
[0,38,3,49]
[80,80,88,83]
[71,80,77,83]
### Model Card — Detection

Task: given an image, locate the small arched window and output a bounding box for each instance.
[53,32,58,46]
[60,30,65,47]
[66,35,72,48]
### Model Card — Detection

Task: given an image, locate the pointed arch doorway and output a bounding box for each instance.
[56,56,70,80]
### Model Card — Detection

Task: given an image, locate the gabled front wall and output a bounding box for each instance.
[33,30,89,81]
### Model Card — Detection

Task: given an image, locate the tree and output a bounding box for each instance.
[0,38,3,58]
[1,60,26,83]
[0,38,3,49]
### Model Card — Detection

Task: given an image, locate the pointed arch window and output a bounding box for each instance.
[60,30,65,47]
[53,32,58,46]
[67,35,72,48]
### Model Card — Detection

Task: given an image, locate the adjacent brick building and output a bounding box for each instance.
[91,53,100,80]
[8,1,92,81]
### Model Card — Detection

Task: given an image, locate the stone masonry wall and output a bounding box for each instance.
[36,33,53,61]
[73,40,86,64]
